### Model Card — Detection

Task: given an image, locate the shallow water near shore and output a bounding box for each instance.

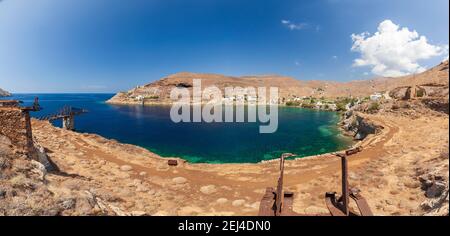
[11,93,353,163]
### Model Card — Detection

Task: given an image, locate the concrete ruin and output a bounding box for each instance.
[389,83,449,100]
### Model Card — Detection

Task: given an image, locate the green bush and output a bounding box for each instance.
[416,89,425,97]
[367,102,380,112]
[146,95,159,99]
[301,103,315,108]
[286,101,300,106]
[336,103,346,111]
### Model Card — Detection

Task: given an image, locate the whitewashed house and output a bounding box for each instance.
[247,95,257,103]
[370,92,383,101]
[136,95,144,101]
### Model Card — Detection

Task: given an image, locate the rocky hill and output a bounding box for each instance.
[1,61,448,216]
[107,61,449,105]
[0,88,10,97]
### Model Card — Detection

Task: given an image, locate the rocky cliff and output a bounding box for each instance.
[0,88,10,97]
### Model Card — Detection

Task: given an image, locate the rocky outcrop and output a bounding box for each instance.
[0,134,60,215]
[0,131,121,216]
[417,150,449,216]
[0,88,10,97]
[341,111,381,140]
[421,98,449,114]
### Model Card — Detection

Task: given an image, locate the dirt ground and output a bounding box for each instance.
[28,105,449,216]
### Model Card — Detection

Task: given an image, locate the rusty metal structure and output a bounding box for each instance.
[39,105,88,130]
[258,153,298,216]
[324,153,373,216]
[168,159,178,166]
[0,97,41,112]
[258,151,373,216]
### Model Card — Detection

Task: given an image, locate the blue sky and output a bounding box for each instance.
[0,0,448,93]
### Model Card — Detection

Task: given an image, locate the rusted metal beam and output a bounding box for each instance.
[258,153,297,216]
[274,155,286,216]
[341,154,349,216]
[258,187,275,216]
[168,159,178,166]
[350,188,373,216]
[281,191,295,216]
[345,146,362,156]
[324,153,374,216]
[325,192,346,216]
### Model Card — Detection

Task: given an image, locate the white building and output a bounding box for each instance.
[135,95,144,101]
[328,103,337,111]
[247,96,257,103]
[370,93,383,101]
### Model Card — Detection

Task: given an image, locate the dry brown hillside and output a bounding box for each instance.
[108,61,448,104]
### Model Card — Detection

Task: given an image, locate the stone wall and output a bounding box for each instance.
[0,107,34,156]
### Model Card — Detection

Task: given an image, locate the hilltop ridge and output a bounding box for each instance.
[107,61,449,105]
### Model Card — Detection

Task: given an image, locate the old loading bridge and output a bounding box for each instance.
[38,105,88,130]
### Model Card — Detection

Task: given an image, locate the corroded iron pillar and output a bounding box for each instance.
[341,155,349,216]
[62,115,75,130]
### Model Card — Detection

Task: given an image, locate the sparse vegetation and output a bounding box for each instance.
[336,103,346,111]
[416,89,425,97]
[367,102,380,112]
[286,101,301,106]
[146,95,159,99]
[301,103,315,109]
[335,97,358,111]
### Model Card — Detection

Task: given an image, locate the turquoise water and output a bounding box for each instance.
[9,94,353,163]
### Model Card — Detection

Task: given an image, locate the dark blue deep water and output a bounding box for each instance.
[9,94,353,163]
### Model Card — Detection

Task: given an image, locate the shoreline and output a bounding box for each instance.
[32,108,375,166]
[106,99,340,111]
[44,100,359,165]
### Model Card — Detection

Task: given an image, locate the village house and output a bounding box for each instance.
[370,92,383,101]
[247,95,257,103]
[136,95,144,101]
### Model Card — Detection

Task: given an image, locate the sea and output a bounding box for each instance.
[8,93,353,163]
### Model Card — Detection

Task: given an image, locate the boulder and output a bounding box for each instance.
[216,198,228,204]
[200,185,217,195]
[426,181,446,198]
[120,165,133,171]
[172,177,187,184]
[136,185,150,192]
[232,199,246,207]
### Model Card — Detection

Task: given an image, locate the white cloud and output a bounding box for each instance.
[351,19,448,77]
[281,20,308,30]
[332,55,338,59]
